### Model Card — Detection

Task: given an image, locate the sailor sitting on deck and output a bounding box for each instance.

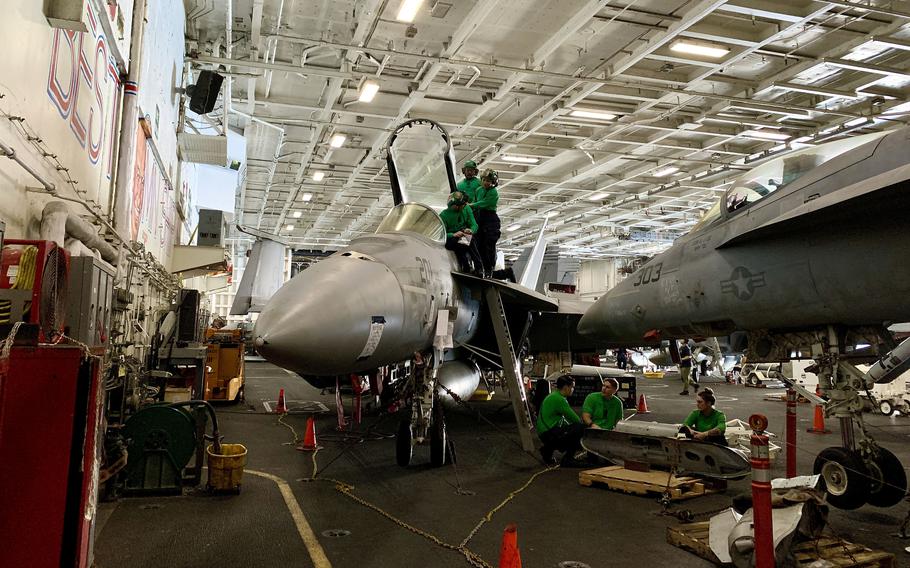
[536,375,585,466]
[679,388,728,445]
[581,377,623,431]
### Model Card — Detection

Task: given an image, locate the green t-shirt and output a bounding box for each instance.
[456,177,481,202]
[683,409,726,433]
[472,185,499,212]
[535,391,581,434]
[582,393,623,430]
[438,205,478,238]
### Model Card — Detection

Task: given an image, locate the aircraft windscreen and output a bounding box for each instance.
[387,121,456,211]
[376,203,446,242]
[724,131,887,214]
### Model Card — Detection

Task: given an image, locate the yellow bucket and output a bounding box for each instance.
[206,443,248,493]
[643,371,665,380]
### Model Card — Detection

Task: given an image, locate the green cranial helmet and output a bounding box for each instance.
[463,160,478,170]
[481,169,499,185]
[448,191,468,207]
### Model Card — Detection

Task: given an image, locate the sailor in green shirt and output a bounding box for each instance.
[680,388,728,445]
[456,159,481,202]
[536,375,585,465]
[473,169,502,277]
[439,191,483,274]
[582,377,624,430]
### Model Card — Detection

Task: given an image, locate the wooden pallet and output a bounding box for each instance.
[578,465,723,501]
[792,538,895,567]
[667,522,895,567]
[666,522,722,564]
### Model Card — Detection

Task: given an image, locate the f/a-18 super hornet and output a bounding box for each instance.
[253,119,572,467]
[579,127,910,508]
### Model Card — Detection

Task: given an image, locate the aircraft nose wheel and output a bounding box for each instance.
[813,447,870,510]
[865,447,907,508]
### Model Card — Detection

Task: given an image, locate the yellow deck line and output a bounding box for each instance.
[246,469,332,568]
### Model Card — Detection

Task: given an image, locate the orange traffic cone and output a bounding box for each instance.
[637,393,650,413]
[296,416,321,451]
[806,404,830,434]
[498,524,521,568]
[275,388,288,414]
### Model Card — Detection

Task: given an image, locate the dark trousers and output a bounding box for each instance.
[539,422,585,463]
[445,236,482,273]
[474,209,501,274]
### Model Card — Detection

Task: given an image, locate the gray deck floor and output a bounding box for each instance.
[93,361,910,567]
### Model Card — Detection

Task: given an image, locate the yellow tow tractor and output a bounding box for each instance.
[204,327,245,402]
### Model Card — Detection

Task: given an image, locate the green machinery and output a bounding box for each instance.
[121,401,220,494]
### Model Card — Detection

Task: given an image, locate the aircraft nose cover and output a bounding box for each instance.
[253,257,405,375]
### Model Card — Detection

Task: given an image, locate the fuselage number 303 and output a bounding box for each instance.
[633,262,663,287]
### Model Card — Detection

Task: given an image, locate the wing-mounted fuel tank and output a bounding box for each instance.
[437,359,482,406]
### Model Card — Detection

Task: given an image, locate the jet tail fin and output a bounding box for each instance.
[229,234,287,315]
[517,219,548,289]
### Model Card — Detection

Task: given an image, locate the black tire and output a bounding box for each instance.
[813,446,870,510]
[866,447,907,507]
[879,400,894,416]
[747,373,761,386]
[396,419,413,467]
[430,405,447,467]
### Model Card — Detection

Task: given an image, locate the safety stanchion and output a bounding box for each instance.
[786,388,796,478]
[749,414,774,568]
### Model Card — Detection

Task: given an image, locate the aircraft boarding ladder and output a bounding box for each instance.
[484,287,537,452]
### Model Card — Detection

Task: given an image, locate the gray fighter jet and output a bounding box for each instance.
[254,119,571,467]
[579,127,910,509]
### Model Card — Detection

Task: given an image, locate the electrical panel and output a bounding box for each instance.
[65,256,115,347]
[197,209,227,247]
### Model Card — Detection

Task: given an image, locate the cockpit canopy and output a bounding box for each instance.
[692,131,887,233]
[375,203,446,242]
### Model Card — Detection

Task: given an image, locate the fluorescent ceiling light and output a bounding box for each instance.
[285,224,294,231]
[358,79,380,102]
[670,40,730,59]
[771,82,860,99]
[312,171,325,181]
[396,0,423,22]
[545,210,559,218]
[741,129,791,141]
[502,155,539,164]
[293,211,302,218]
[302,192,313,202]
[587,192,608,201]
[506,224,521,232]
[329,134,347,148]
[727,103,812,119]
[824,58,910,78]
[653,166,680,177]
[569,109,616,120]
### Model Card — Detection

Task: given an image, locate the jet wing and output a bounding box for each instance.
[718,161,910,249]
[452,272,558,311]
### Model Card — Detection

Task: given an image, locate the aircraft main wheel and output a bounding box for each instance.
[865,447,907,507]
[430,415,447,467]
[879,400,894,416]
[813,447,870,510]
[396,419,414,467]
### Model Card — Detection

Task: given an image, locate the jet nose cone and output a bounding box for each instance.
[578,301,612,338]
[254,257,404,375]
